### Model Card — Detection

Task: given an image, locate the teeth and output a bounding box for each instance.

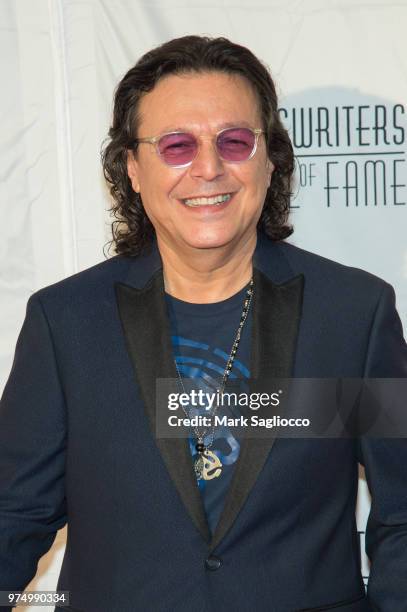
[183,193,232,207]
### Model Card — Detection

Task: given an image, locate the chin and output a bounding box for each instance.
[182,227,239,250]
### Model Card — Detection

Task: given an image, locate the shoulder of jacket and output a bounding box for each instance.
[278,240,390,295]
[30,254,133,306]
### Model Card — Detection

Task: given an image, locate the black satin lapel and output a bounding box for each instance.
[210,267,304,551]
[251,267,305,378]
[115,271,211,543]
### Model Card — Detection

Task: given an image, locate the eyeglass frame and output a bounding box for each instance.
[130,126,265,168]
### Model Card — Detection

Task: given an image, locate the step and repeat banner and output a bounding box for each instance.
[1,0,406,607]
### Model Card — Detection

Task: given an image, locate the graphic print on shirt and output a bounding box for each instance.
[172,335,249,489]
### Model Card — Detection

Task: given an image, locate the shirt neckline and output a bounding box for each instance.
[165,283,250,318]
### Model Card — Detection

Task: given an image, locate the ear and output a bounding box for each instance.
[266,159,275,187]
[127,150,140,193]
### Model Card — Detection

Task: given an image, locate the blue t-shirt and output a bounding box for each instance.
[165,284,252,535]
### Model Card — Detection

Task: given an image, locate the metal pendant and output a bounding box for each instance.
[194,454,205,480]
[194,450,222,481]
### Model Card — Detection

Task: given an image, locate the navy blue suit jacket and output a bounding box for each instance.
[1,233,406,612]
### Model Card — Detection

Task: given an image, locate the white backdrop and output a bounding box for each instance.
[1,0,406,607]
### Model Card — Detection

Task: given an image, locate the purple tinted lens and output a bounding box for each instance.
[158,133,197,166]
[217,128,256,161]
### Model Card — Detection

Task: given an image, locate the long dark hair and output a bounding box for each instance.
[102,35,294,257]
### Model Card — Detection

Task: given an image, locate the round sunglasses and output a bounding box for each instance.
[132,127,264,168]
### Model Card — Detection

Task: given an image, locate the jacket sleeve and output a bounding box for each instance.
[0,292,67,595]
[357,282,407,611]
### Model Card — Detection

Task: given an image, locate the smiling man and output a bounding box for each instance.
[125,71,273,303]
[0,36,406,612]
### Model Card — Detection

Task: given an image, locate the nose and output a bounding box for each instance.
[189,139,225,181]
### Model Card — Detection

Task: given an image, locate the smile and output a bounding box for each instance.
[182,193,233,207]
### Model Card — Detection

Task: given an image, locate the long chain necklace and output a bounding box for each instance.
[174,278,254,481]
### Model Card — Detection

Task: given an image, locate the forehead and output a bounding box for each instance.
[136,71,262,134]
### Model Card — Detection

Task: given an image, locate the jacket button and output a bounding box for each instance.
[205,555,222,571]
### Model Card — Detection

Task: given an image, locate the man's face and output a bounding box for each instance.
[127,71,274,253]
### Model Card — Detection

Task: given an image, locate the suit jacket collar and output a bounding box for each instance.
[115,232,304,549]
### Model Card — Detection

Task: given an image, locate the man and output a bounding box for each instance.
[0,35,406,612]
